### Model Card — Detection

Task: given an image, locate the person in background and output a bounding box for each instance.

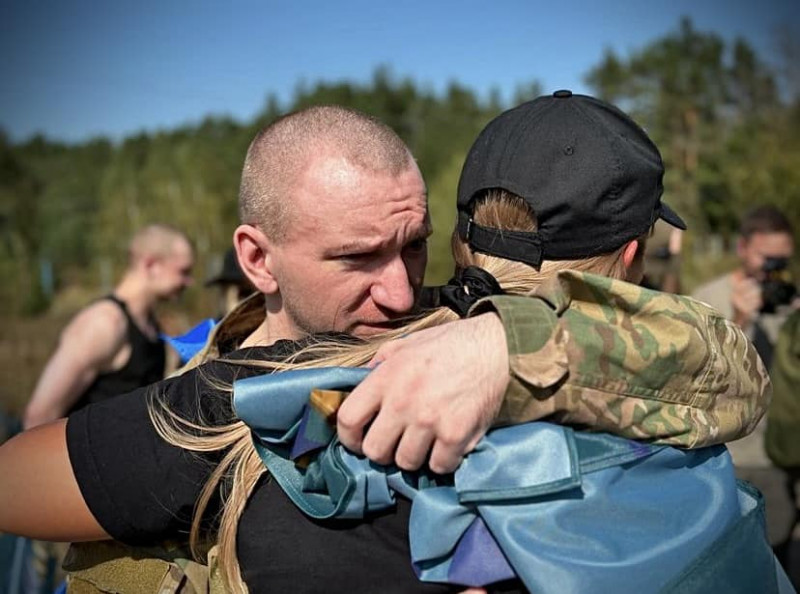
[162,247,256,366]
[15,223,193,594]
[767,308,800,586]
[23,223,194,428]
[693,204,799,577]
[692,205,797,369]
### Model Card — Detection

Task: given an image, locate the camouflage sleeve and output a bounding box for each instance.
[470,270,771,448]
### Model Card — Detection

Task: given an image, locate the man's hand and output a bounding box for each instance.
[731,274,762,329]
[336,313,509,474]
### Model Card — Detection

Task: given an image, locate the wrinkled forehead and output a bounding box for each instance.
[291,157,428,236]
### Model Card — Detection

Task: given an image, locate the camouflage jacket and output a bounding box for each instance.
[474,270,770,448]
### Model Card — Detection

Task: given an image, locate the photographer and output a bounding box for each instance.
[693,205,797,369]
[693,204,799,578]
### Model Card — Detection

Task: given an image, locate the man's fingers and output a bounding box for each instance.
[336,383,383,453]
[360,409,404,466]
[428,441,465,474]
[428,425,487,474]
[393,426,435,471]
[426,428,475,474]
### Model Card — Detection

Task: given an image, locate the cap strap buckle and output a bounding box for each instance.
[458,212,544,268]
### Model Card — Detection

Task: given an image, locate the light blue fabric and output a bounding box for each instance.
[233,367,788,593]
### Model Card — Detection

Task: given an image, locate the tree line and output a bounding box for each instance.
[1,18,798,318]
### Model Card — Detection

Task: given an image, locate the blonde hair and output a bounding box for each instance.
[151,189,645,592]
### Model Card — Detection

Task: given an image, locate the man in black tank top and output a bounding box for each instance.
[23,224,194,428]
[66,294,166,413]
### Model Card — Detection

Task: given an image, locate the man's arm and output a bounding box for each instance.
[337,293,568,473]
[23,302,128,429]
[0,419,110,541]
[338,271,771,472]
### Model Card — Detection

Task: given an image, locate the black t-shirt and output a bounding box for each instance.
[67,342,478,593]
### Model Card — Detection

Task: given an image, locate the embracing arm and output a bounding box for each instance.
[24,302,128,429]
[337,271,771,472]
[0,419,110,541]
[481,272,771,448]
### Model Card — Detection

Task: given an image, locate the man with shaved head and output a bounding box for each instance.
[235,106,429,338]
[230,106,498,472]
[23,223,195,428]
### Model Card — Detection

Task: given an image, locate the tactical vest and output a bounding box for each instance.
[63,542,223,594]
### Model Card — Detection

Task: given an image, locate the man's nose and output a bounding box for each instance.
[370,256,415,314]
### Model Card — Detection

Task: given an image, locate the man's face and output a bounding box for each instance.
[153,239,195,299]
[269,156,430,337]
[737,232,795,280]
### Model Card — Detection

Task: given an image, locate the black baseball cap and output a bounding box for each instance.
[456,90,686,267]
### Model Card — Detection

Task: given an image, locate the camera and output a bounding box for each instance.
[761,257,797,313]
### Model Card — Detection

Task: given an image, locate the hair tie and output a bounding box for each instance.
[430,266,503,318]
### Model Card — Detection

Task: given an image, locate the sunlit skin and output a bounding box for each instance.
[245,154,431,341]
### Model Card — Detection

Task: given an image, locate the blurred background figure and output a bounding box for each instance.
[766,308,800,566]
[692,205,799,578]
[9,223,193,594]
[693,205,797,369]
[205,247,256,319]
[22,224,194,429]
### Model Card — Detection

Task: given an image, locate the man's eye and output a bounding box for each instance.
[338,252,373,262]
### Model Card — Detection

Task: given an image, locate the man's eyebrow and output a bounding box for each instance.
[335,238,383,254]
[335,226,430,254]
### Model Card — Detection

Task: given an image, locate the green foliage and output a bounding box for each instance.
[425,153,464,286]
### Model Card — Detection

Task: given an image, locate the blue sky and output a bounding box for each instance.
[1,0,797,144]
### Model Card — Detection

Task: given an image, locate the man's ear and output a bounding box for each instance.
[621,239,640,269]
[141,254,161,278]
[233,225,279,295]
